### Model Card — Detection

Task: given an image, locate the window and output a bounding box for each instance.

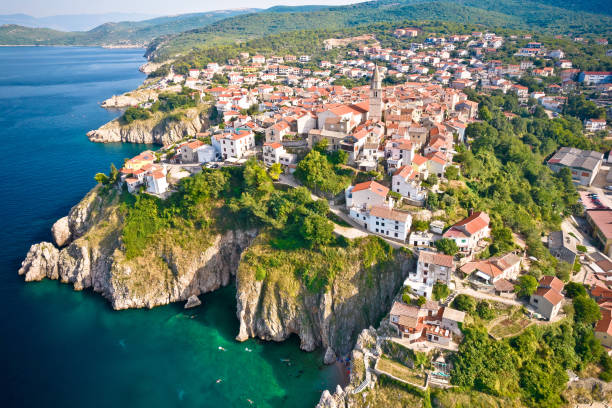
[395,233,398,238]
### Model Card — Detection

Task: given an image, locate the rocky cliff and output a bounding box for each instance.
[19,186,256,309]
[19,183,412,367]
[87,106,209,145]
[235,237,413,356]
[101,89,160,108]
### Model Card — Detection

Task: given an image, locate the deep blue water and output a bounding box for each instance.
[0,47,340,407]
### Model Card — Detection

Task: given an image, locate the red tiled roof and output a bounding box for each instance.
[369,206,410,222]
[595,308,612,336]
[418,250,454,268]
[534,287,564,306]
[452,211,490,235]
[539,275,564,293]
[352,180,389,197]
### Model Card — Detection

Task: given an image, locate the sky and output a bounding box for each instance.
[0,0,363,17]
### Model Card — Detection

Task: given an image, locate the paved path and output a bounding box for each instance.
[455,287,522,306]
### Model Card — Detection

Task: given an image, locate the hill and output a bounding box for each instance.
[0,13,157,32]
[0,8,260,47]
[0,0,610,51]
[147,0,612,61]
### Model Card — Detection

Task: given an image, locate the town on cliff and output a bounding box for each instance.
[20,26,612,407]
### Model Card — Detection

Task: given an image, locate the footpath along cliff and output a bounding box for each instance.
[19,183,412,359]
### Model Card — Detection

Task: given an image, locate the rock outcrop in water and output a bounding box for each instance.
[87,106,209,145]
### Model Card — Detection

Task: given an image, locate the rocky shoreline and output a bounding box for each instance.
[86,106,209,145]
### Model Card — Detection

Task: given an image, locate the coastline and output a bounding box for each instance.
[0,44,145,49]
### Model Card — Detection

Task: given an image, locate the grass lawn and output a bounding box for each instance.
[488,314,532,339]
[376,357,426,387]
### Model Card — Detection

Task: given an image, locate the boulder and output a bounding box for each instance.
[184,295,202,309]
[324,346,337,365]
[51,216,71,247]
[18,242,59,281]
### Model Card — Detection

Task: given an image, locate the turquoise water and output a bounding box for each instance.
[0,47,340,407]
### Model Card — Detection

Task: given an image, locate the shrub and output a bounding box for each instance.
[452,294,475,313]
[432,282,450,301]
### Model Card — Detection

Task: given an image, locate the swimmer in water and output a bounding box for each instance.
[218,346,226,351]
[216,379,222,384]
[247,399,254,405]
[245,347,252,352]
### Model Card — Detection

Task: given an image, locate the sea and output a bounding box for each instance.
[0,47,341,407]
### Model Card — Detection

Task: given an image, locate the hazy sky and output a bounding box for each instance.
[1,0,363,17]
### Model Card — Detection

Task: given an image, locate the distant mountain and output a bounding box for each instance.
[0,0,610,51]
[0,13,157,32]
[0,8,260,46]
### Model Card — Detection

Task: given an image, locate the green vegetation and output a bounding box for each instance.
[432,282,450,301]
[377,357,427,387]
[452,287,612,407]
[475,300,496,320]
[564,282,587,298]
[94,164,119,187]
[452,294,476,313]
[573,295,602,325]
[122,107,151,124]
[434,238,459,256]
[515,275,538,298]
[148,0,612,61]
[294,149,351,196]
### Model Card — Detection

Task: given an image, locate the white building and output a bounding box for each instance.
[145,167,169,195]
[345,180,389,210]
[392,166,427,203]
[442,211,490,254]
[262,142,297,167]
[349,205,411,241]
[219,129,256,159]
[408,250,455,288]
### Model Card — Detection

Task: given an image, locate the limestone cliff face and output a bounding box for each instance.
[87,107,209,145]
[235,241,412,355]
[19,186,257,310]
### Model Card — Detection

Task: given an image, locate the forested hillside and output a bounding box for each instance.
[1,0,610,52]
[147,0,612,61]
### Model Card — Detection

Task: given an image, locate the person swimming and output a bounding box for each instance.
[218,346,226,351]
[216,379,222,384]
[247,399,254,405]
[245,347,252,352]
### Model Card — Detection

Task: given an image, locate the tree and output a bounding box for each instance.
[313,139,329,153]
[479,106,492,122]
[268,163,282,180]
[94,172,109,185]
[555,261,572,282]
[329,149,348,165]
[515,275,538,298]
[300,214,333,248]
[414,296,427,307]
[564,282,587,299]
[412,220,429,232]
[445,165,459,180]
[573,295,601,325]
[476,300,495,320]
[435,238,458,255]
[423,174,439,187]
[432,282,450,301]
[452,294,475,313]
